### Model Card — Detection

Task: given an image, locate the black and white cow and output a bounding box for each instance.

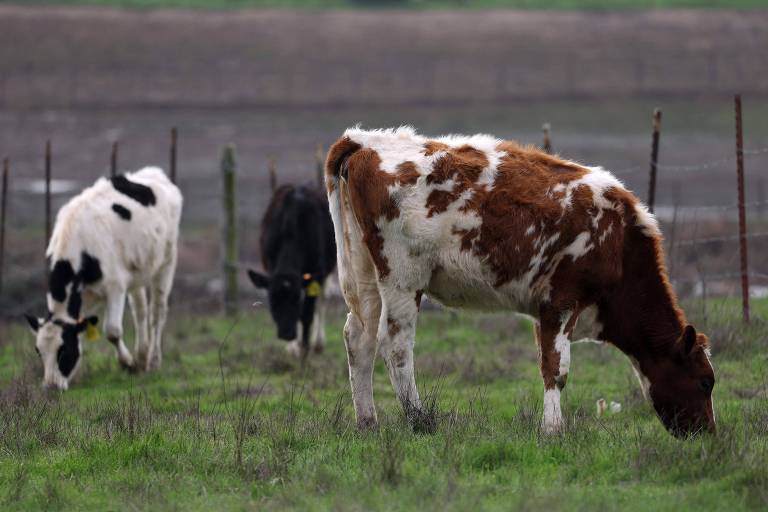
[248,184,336,357]
[26,167,182,390]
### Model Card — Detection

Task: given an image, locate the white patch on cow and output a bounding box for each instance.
[563,231,594,261]
[555,312,572,377]
[542,388,563,433]
[525,224,536,236]
[598,222,614,245]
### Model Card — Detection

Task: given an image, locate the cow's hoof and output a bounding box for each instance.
[312,343,325,355]
[285,340,302,358]
[120,360,138,374]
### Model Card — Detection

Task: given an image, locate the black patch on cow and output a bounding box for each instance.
[49,260,75,303]
[110,175,156,207]
[111,203,132,220]
[67,287,82,319]
[79,251,103,285]
[56,323,80,377]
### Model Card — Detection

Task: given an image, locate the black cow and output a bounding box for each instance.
[248,184,336,356]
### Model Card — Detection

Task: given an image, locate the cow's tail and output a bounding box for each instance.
[324,137,363,318]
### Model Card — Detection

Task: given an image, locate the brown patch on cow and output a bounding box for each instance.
[387,317,401,337]
[451,226,480,252]
[424,146,490,217]
[395,161,420,185]
[424,141,449,156]
[325,137,362,193]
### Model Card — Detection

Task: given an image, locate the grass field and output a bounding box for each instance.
[4,0,767,10]
[1,298,767,511]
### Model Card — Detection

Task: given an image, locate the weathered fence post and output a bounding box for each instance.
[170,127,178,184]
[221,145,238,316]
[44,140,52,278]
[647,108,662,214]
[0,158,8,293]
[110,140,118,177]
[734,94,750,323]
[268,157,277,192]
[316,144,324,188]
[542,123,552,154]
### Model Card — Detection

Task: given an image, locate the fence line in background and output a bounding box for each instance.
[268,157,277,192]
[315,144,324,189]
[647,108,662,213]
[44,140,51,281]
[734,94,750,323]
[221,144,239,317]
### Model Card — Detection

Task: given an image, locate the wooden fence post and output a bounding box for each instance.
[542,123,552,154]
[316,144,324,188]
[648,108,662,214]
[221,145,238,316]
[268,157,277,192]
[110,140,118,177]
[0,158,8,293]
[734,94,750,323]
[170,127,178,184]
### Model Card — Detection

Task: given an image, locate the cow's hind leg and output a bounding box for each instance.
[310,288,326,354]
[129,287,150,370]
[344,281,381,429]
[378,287,430,432]
[104,288,136,372]
[147,255,176,372]
[537,306,579,434]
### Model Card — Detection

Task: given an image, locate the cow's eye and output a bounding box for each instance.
[700,378,714,393]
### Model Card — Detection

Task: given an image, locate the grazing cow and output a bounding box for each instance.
[325,127,716,437]
[26,167,182,390]
[248,184,336,357]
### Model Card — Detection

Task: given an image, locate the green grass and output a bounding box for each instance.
[3,0,768,10]
[1,299,767,511]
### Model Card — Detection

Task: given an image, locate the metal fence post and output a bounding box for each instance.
[734,94,750,323]
[268,157,277,192]
[316,144,324,188]
[110,140,118,177]
[0,158,8,293]
[648,108,662,213]
[542,123,552,154]
[170,127,178,184]
[221,145,238,316]
[44,140,51,279]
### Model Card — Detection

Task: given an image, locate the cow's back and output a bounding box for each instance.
[327,127,657,312]
[48,167,183,291]
[260,184,335,278]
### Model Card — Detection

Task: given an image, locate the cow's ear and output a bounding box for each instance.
[24,314,41,333]
[248,270,270,289]
[680,325,697,355]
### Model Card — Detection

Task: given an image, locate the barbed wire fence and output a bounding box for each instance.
[0,95,766,323]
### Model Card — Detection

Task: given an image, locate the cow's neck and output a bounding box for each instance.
[597,230,684,370]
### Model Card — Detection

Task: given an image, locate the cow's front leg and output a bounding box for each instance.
[378,288,425,430]
[537,307,578,434]
[105,288,135,373]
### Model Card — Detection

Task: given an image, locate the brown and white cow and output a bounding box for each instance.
[325,126,715,437]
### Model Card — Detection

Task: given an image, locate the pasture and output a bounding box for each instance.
[1,298,766,511]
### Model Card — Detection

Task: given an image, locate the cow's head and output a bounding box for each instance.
[646,325,716,437]
[25,313,98,390]
[248,270,317,341]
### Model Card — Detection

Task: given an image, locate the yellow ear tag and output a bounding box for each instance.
[306,280,322,298]
[86,323,100,342]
